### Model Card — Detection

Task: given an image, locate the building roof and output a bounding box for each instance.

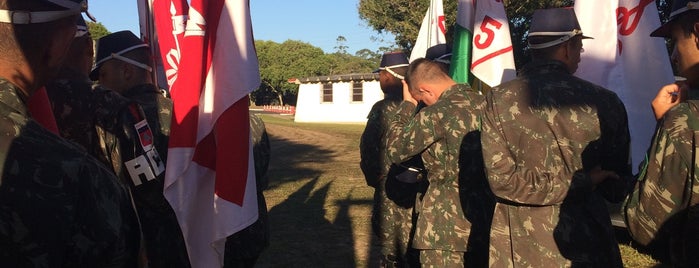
[288,73,379,84]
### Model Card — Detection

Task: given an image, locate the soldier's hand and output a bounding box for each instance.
[588,166,619,186]
[651,82,687,120]
[401,80,418,105]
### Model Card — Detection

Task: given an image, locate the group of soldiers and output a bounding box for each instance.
[362,3,699,268]
[0,0,270,267]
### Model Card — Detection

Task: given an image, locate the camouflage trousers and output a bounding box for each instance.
[419,249,465,268]
[372,178,418,267]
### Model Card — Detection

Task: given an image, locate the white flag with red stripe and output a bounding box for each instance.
[409,0,447,62]
[152,0,260,266]
[450,0,516,86]
[574,0,674,169]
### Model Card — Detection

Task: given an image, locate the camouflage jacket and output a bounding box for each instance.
[482,60,631,267]
[386,84,485,252]
[45,71,108,166]
[0,79,140,267]
[98,83,190,268]
[624,93,699,266]
[360,94,403,187]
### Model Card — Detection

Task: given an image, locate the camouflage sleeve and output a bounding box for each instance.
[250,114,270,190]
[360,103,383,187]
[625,111,694,245]
[385,101,438,165]
[481,92,584,206]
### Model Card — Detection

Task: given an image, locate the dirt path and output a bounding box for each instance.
[256,120,380,267]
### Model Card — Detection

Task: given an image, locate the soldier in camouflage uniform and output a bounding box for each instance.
[386,58,492,267]
[45,15,113,167]
[360,51,419,267]
[482,8,631,267]
[91,31,191,267]
[0,0,140,266]
[224,113,271,268]
[623,1,699,266]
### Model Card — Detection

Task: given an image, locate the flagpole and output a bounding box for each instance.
[137,0,162,91]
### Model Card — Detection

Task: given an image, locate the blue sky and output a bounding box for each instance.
[88,1,396,54]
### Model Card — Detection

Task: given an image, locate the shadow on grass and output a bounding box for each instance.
[257,178,363,267]
[264,134,333,188]
[255,118,381,267]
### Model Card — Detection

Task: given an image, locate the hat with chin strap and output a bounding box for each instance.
[651,0,699,37]
[90,30,152,81]
[374,51,409,80]
[527,7,592,49]
[0,0,94,24]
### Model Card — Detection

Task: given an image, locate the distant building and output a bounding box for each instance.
[289,73,382,123]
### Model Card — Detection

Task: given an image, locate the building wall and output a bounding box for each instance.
[294,80,382,123]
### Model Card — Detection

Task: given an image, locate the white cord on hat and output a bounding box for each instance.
[670,1,699,18]
[0,9,80,24]
[111,53,153,73]
[527,29,582,49]
[384,68,405,80]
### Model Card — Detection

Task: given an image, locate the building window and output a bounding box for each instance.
[322,83,333,103]
[352,82,363,102]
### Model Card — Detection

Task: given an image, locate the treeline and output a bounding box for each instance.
[253,39,389,106]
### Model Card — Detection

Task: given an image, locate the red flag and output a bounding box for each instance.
[27,87,59,134]
[151,0,260,266]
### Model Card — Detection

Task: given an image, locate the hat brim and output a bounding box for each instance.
[650,23,672,37]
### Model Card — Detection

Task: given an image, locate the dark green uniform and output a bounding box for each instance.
[361,93,418,266]
[386,84,492,267]
[46,69,107,166]
[624,92,699,266]
[0,79,140,267]
[482,60,631,267]
[108,83,190,268]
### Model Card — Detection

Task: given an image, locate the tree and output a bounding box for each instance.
[359,0,671,69]
[87,21,110,40]
[334,35,349,54]
[255,40,330,106]
[358,0,457,51]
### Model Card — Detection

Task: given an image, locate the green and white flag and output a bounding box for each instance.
[450,0,515,86]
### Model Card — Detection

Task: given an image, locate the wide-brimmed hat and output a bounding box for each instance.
[90,30,152,81]
[0,0,94,24]
[425,44,452,65]
[527,8,592,49]
[651,0,699,37]
[374,51,409,79]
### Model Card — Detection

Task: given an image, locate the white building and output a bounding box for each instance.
[289,73,382,123]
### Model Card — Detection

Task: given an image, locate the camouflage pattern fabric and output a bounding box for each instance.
[0,79,140,267]
[419,249,465,268]
[623,94,699,266]
[45,70,108,166]
[99,83,191,268]
[482,60,631,267]
[386,84,491,261]
[360,94,419,266]
[224,113,271,267]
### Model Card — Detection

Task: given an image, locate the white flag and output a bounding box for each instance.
[447,0,516,86]
[574,0,674,169]
[410,0,447,62]
[155,0,261,266]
